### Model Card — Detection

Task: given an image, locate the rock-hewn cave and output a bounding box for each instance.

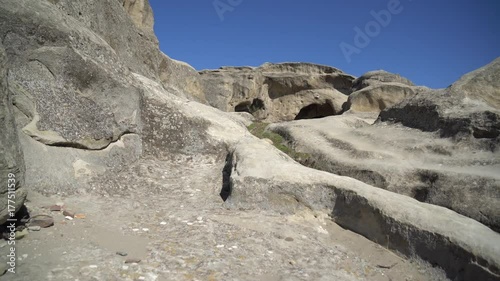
[234,98,265,114]
[295,103,336,120]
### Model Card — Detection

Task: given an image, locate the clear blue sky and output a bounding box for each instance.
[149,0,499,88]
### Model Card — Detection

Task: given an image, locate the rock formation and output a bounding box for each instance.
[344,70,428,113]
[200,62,355,122]
[380,58,500,148]
[0,40,26,224]
[0,0,499,280]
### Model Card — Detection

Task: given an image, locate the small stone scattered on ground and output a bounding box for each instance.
[28,226,41,232]
[124,258,141,264]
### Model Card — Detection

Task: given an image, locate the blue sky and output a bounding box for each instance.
[149,0,499,88]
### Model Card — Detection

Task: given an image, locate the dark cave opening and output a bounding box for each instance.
[234,98,266,114]
[295,103,335,120]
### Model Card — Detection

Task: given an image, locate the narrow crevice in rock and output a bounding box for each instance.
[46,131,138,151]
[220,152,233,202]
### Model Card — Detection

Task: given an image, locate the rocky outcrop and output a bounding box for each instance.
[0,0,211,195]
[159,53,206,103]
[351,70,415,91]
[121,0,154,34]
[1,0,500,280]
[200,62,355,122]
[0,41,26,224]
[269,112,500,232]
[42,0,160,79]
[345,83,420,112]
[226,137,500,281]
[379,58,500,149]
[344,70,425,113]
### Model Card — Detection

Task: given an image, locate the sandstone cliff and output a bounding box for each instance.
[200,62,355,122]
[0,1,499,280]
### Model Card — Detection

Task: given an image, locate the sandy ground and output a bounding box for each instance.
[1,157,448,281]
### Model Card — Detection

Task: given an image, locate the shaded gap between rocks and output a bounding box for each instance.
[295,103,335,120]
[234,98,266,115]
[42,132,138,151]
[220,152,233,202]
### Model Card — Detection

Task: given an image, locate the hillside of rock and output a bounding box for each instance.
[200,63,355,122]
[380,58,500,149]
[0,1,499,281]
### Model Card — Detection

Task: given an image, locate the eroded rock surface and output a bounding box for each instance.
[269,113,500,232]
[380,58,500,149]
[200,62,355,122]
[0,0,499,280]
[344,70,428,113]
[226,137,500,281]
[0,40,26,224]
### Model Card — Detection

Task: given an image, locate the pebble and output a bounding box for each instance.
[187,222,193,226]
[232,246,238,249]
[28,226,42,232]
[15,229,29,240]
[132,229,140,232]
[216,245,225,248]
[125,258,141,264]
[89,265,98,269]
[65,216,74,220]
[197,216,203,221]
[160,221,167,225]
[138,277,145,280]
[22,254,28,259]
[63,210,75,218]
[285,237,294,242]
[142,228,149,232]
[49,205,62,212]
[116,251,128,257]
[122,265,129,270]
[30,216,54,228]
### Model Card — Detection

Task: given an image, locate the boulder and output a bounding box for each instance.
[0,41,27,224]
[345,83,419,112]
[344,70,424,113]
[351,70,414,92]
[199,62,355,122]
[379,58,500,149]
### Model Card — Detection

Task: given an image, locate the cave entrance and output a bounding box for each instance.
[234,98,265,114]
[295,103,335,120]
